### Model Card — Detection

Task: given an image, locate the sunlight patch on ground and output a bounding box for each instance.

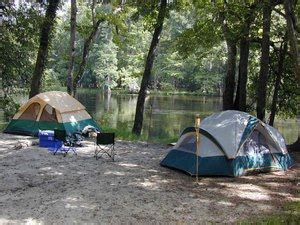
[218,201,235,206]
[219,183,271,201]
[24,218,43,225]
[64,197,95,210]
[39,167,52,171]
[0,218,43,225]
[118,163,140,168]
[130,176,170,190]
[276,192,296,198]
[236,190,270,201]
[64,197,78,203]
[104,171,126,176]
[51,171,63,176]
[193,198,211,204]
[138,180,161,190]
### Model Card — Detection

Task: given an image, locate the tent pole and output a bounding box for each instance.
[195,115,201,183]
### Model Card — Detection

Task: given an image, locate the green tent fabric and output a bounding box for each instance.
[4,118,100,136]
[4,91,101,136]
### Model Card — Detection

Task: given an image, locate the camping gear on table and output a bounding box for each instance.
[160,110,293,177]
[95,132,115,161]
[4,91,101,136]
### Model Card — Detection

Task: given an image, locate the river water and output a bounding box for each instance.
[76,91,298,144]
[1,91,298,144]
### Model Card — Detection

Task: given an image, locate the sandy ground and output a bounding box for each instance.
[0,133,299,224]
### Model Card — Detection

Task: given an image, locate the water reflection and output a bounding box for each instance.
[76,92,298,144]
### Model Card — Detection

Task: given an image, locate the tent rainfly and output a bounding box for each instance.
[4,91,100,136]
[160,110,293,177]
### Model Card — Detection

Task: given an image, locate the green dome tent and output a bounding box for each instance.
[4,91,100,136]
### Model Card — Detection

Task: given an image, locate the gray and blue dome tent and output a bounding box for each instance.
[160,110,293,177]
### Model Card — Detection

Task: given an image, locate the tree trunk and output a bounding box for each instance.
[29,0,60,98]
[132,0,167,135]
[233,2,258,111]
[234,38,250,111]
[223,41,237,110]
[284,0,300,84]
[256,0,272,121]
[73,18,104,96]
[284,0,300,152]
[104,75,111,95]
[67,0,77,96]
[91,0,96,26]
[269,41,287,126]
[218,4,237,110]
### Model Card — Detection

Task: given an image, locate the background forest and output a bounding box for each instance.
[0,0,299,143]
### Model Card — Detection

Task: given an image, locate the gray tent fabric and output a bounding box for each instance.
[160,110,293,176]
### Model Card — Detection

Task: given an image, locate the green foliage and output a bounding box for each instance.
[0,96,20,120]
[0,5,42,95]
[153,10,226,95]
[93,23,119,89]
[247,7,299,118]
[1,0,298,130]
[268,53,299,118]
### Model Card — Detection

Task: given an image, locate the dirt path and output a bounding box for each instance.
[0,133,299,224]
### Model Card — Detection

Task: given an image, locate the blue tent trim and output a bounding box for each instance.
[160,149,293,177]
[238,116,259,149]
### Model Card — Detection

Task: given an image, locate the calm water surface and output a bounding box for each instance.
[1,91,298,144]
[76,92,299,144]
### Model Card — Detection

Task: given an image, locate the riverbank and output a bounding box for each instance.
[0,133,299,224]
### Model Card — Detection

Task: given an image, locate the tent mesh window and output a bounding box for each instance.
[19,103,40,120]
[242,130,271,155]
[40,104,58,122]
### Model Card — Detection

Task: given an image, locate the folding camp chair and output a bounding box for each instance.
[95,133,115,161]
[53,129,77,156]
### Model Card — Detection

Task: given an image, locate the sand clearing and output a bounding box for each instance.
[0,133,299,224]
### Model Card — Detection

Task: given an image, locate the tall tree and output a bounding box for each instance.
[132,0,168,135]
[29,0,60,98]
[222,41,237,110]
[218,5,237,110]
[283,0,299,83]
[234,2,259,111]
[269,39,287,126]
[284,0,300,151]
[256,0,272,121]
[67,0,77,95]
[72,18,105,95]
[72,0,123,95]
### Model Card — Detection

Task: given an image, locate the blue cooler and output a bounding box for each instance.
[38,130,62,148]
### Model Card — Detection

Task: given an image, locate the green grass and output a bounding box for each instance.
[0,122,8,131]
[239,201,300,225]
[100,125,177,145]
[0,122,175,144]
